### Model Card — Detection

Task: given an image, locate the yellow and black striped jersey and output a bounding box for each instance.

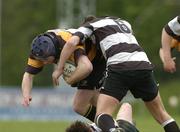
[26,29,100,74]
[171,38,180,52]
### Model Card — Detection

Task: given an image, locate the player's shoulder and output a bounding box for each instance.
[27,57,44,68]
[47,29,73,41]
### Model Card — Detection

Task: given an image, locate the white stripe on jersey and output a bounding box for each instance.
[77,27,93,37]
[168,16,180,35]
[100,32,139,51]
[66,28,77,33]
[107,51,151,66]
[90,18,116,29]
[47,29,66,34]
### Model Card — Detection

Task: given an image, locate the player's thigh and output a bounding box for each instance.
[100,69,129,102]
[73,89,97,106]
[96,93,119,115]
[130,70,158,101]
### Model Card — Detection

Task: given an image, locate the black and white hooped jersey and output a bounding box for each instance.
[164,15,180,41]
[74,16,153,71]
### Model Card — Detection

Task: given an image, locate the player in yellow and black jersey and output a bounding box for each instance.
[21,28,106,122]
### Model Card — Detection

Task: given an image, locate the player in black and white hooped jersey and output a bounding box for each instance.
[53,16,180,132]
[159,15,180,73]
[74,16,153,71]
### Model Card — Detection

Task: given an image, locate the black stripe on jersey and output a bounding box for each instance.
[74,48,86,65]
[105,43,143,58]
[164,25,180,41]
[57,35,66,48]
[94,25,128,43]
[108,61,153,71]
[25,65,43,74]
[177,16,180,24]
[74,32,85,42]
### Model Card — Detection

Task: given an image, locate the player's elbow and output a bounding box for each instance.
[83,61,93,75]
[78,56,93,74]
[87,62,93,74]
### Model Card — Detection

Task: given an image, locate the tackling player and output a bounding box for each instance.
[159,15,180,73]
[21,27,106,122]
[53,15,180,132]
[66,103,139,132]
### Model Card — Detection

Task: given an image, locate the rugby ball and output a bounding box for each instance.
[63,61,76,78]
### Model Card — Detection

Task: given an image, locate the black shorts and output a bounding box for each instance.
[72,57,106,90]
[117,120,139,132]
[100,69,158,102]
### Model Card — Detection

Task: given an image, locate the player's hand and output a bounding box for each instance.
[22,96,32,107]
[63,76,74,85]
[52,69,63,86]
[163,57,176,73]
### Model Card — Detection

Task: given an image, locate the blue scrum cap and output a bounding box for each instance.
[31,34,56,60]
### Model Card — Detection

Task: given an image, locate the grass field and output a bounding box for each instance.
[0,80,179,132]
[0,115,179,132]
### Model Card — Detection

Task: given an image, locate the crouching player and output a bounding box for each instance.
[21,28,106,122]
[66,103,139,132]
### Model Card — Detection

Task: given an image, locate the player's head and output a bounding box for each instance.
[81,15,96,25]
[66,121,92,132]
[31,32,60,61]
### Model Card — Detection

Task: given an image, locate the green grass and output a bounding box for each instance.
[0,80,179,132]
[134,115,180,132]
[0,116,179,132]
[0,120,70,132]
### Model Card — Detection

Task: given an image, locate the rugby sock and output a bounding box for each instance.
[162,119,180,132]
[95,113,116,132]
[84,105,96,122]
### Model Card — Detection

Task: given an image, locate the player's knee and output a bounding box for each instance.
[121,103,132,110]
[72,103,82,114]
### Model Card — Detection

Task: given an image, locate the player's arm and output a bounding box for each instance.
[52,36,81,85]
[21,72,34,107]
[160,28,172,62]
[52,24,94,85]
[65,55,93,85]
[21,58,43,106]
[160,28,176,73]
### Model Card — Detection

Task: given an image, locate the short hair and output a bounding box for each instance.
[66,121,92,132]
[81,15,96,25]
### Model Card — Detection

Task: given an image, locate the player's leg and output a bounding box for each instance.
[73,89,98,121]
[95,94,120,132]
[131,70,179,132]
[73,56,106,122]
[95,70,129,132]
[116,103,133,124]
[116,103,139,132]
[145,93,180,132]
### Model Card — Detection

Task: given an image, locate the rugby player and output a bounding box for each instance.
[66,103,139,132]
[53,16,180,132]
[21,27,106,122]
[159,15,180,73]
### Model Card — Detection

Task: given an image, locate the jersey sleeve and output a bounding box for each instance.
[164,16,180,41]
[25,57,44,74]
[73,23,94,43]
[171,39,180,51]
[72,43,86,65]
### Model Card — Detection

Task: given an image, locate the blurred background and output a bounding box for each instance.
[0,0,179,131]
